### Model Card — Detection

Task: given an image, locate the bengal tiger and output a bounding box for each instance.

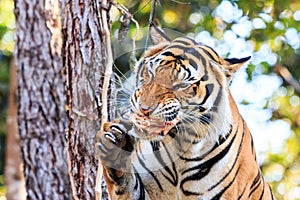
[96,23,275,200]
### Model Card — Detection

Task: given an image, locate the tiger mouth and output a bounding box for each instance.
[129,113,179,136]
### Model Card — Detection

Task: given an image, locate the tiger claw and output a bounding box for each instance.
[104,133,118,144]
[96,122,135,168]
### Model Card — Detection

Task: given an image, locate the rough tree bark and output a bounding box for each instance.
[14,0,71,199]
[15,0,113,198]
[61,0,113,199]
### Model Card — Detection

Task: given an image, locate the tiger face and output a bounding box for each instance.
[127,25,250,142]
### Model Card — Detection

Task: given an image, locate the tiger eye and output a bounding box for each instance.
[172,83,189,90]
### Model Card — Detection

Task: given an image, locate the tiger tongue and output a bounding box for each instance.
[146,123,166,135]
[140,119,176,136]
[129,113,174,136]
[140,119,166,135]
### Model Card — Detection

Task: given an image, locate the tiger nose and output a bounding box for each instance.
[140,106,152,116]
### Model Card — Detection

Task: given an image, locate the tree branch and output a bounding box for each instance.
[96,0,113,199]
[274,63,300,96]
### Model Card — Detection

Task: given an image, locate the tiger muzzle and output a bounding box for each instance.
[129,98,181,136]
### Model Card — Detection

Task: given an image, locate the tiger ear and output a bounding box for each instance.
[149,22,171,45]
[221,56,251,79]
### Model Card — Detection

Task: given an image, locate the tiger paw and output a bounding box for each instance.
[96,121,135,183]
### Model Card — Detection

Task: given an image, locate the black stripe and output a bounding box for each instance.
[160,51,184,59]
[258,178,265,200]
[182,127,237,174]
[183,36,199,45]
[136,60,146,85]
[237,184,248,200]
[130,95,135,106]
[188,58,199,70]
[160,59,173,67]
[187,47,202,60]
[159,52,192,79]
[184,66,192,79]
[250,135,254,152]
[175,36,199,46]
[250,170,261,189]
[199,84,214,105]
[168,126,186,149]
[199,113,213,124]
[168,128,177,138]
[162,142,178,186]
[152,143,178,186]
[180,129,237,195]
[150,141,160,151]
[198,105,206,112]
[268,184,275,200]
[200,47,214,61]
[136,150,163,191]
[134,168,139,191]
[137,142,146,160]
[188,76,197,82]
[201,75,208,81]
[133,166,146,200]
[173,39,191,46]
[250,134,256,157]
[211,83,222,113]
[201,55,209,74]
[179,125,237,162]
[173,37,191,46]
[182,189,201,196]
[154,42,211,78]
[248,171,262,197]
[165,45,191,53]
[208,122,245,191]
[211,165,241,200]
[187,51,209,81]
[201,45,220,62]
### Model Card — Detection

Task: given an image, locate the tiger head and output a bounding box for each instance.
[127,23,250,141]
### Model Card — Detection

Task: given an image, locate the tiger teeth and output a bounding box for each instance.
[142,121,150,126]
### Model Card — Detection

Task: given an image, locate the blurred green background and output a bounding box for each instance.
[1,0,300,199]
[0,0,15,197]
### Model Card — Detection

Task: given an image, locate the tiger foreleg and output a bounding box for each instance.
[96,121,150,200]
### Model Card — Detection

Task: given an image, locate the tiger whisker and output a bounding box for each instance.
[98,74,134,95]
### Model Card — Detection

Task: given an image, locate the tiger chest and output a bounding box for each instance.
[130,138,234,199]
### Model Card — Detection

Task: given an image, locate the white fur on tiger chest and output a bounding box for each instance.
[130,131,240,200]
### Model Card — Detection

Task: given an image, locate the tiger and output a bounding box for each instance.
[96,23,275,200]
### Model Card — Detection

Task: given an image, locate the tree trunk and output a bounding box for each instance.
[15,0,113,198]
[61,0,113,199]
[14,0,71,199]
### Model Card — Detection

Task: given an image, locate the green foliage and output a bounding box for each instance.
[0,0,15,54]
[0,0,14,135]
[0,174,5,197]
[0,0,14,194]
[264,86,300,198]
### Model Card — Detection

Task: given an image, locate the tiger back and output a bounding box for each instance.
[96,24,275,200]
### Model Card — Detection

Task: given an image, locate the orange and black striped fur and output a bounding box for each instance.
[96,24,274,199]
